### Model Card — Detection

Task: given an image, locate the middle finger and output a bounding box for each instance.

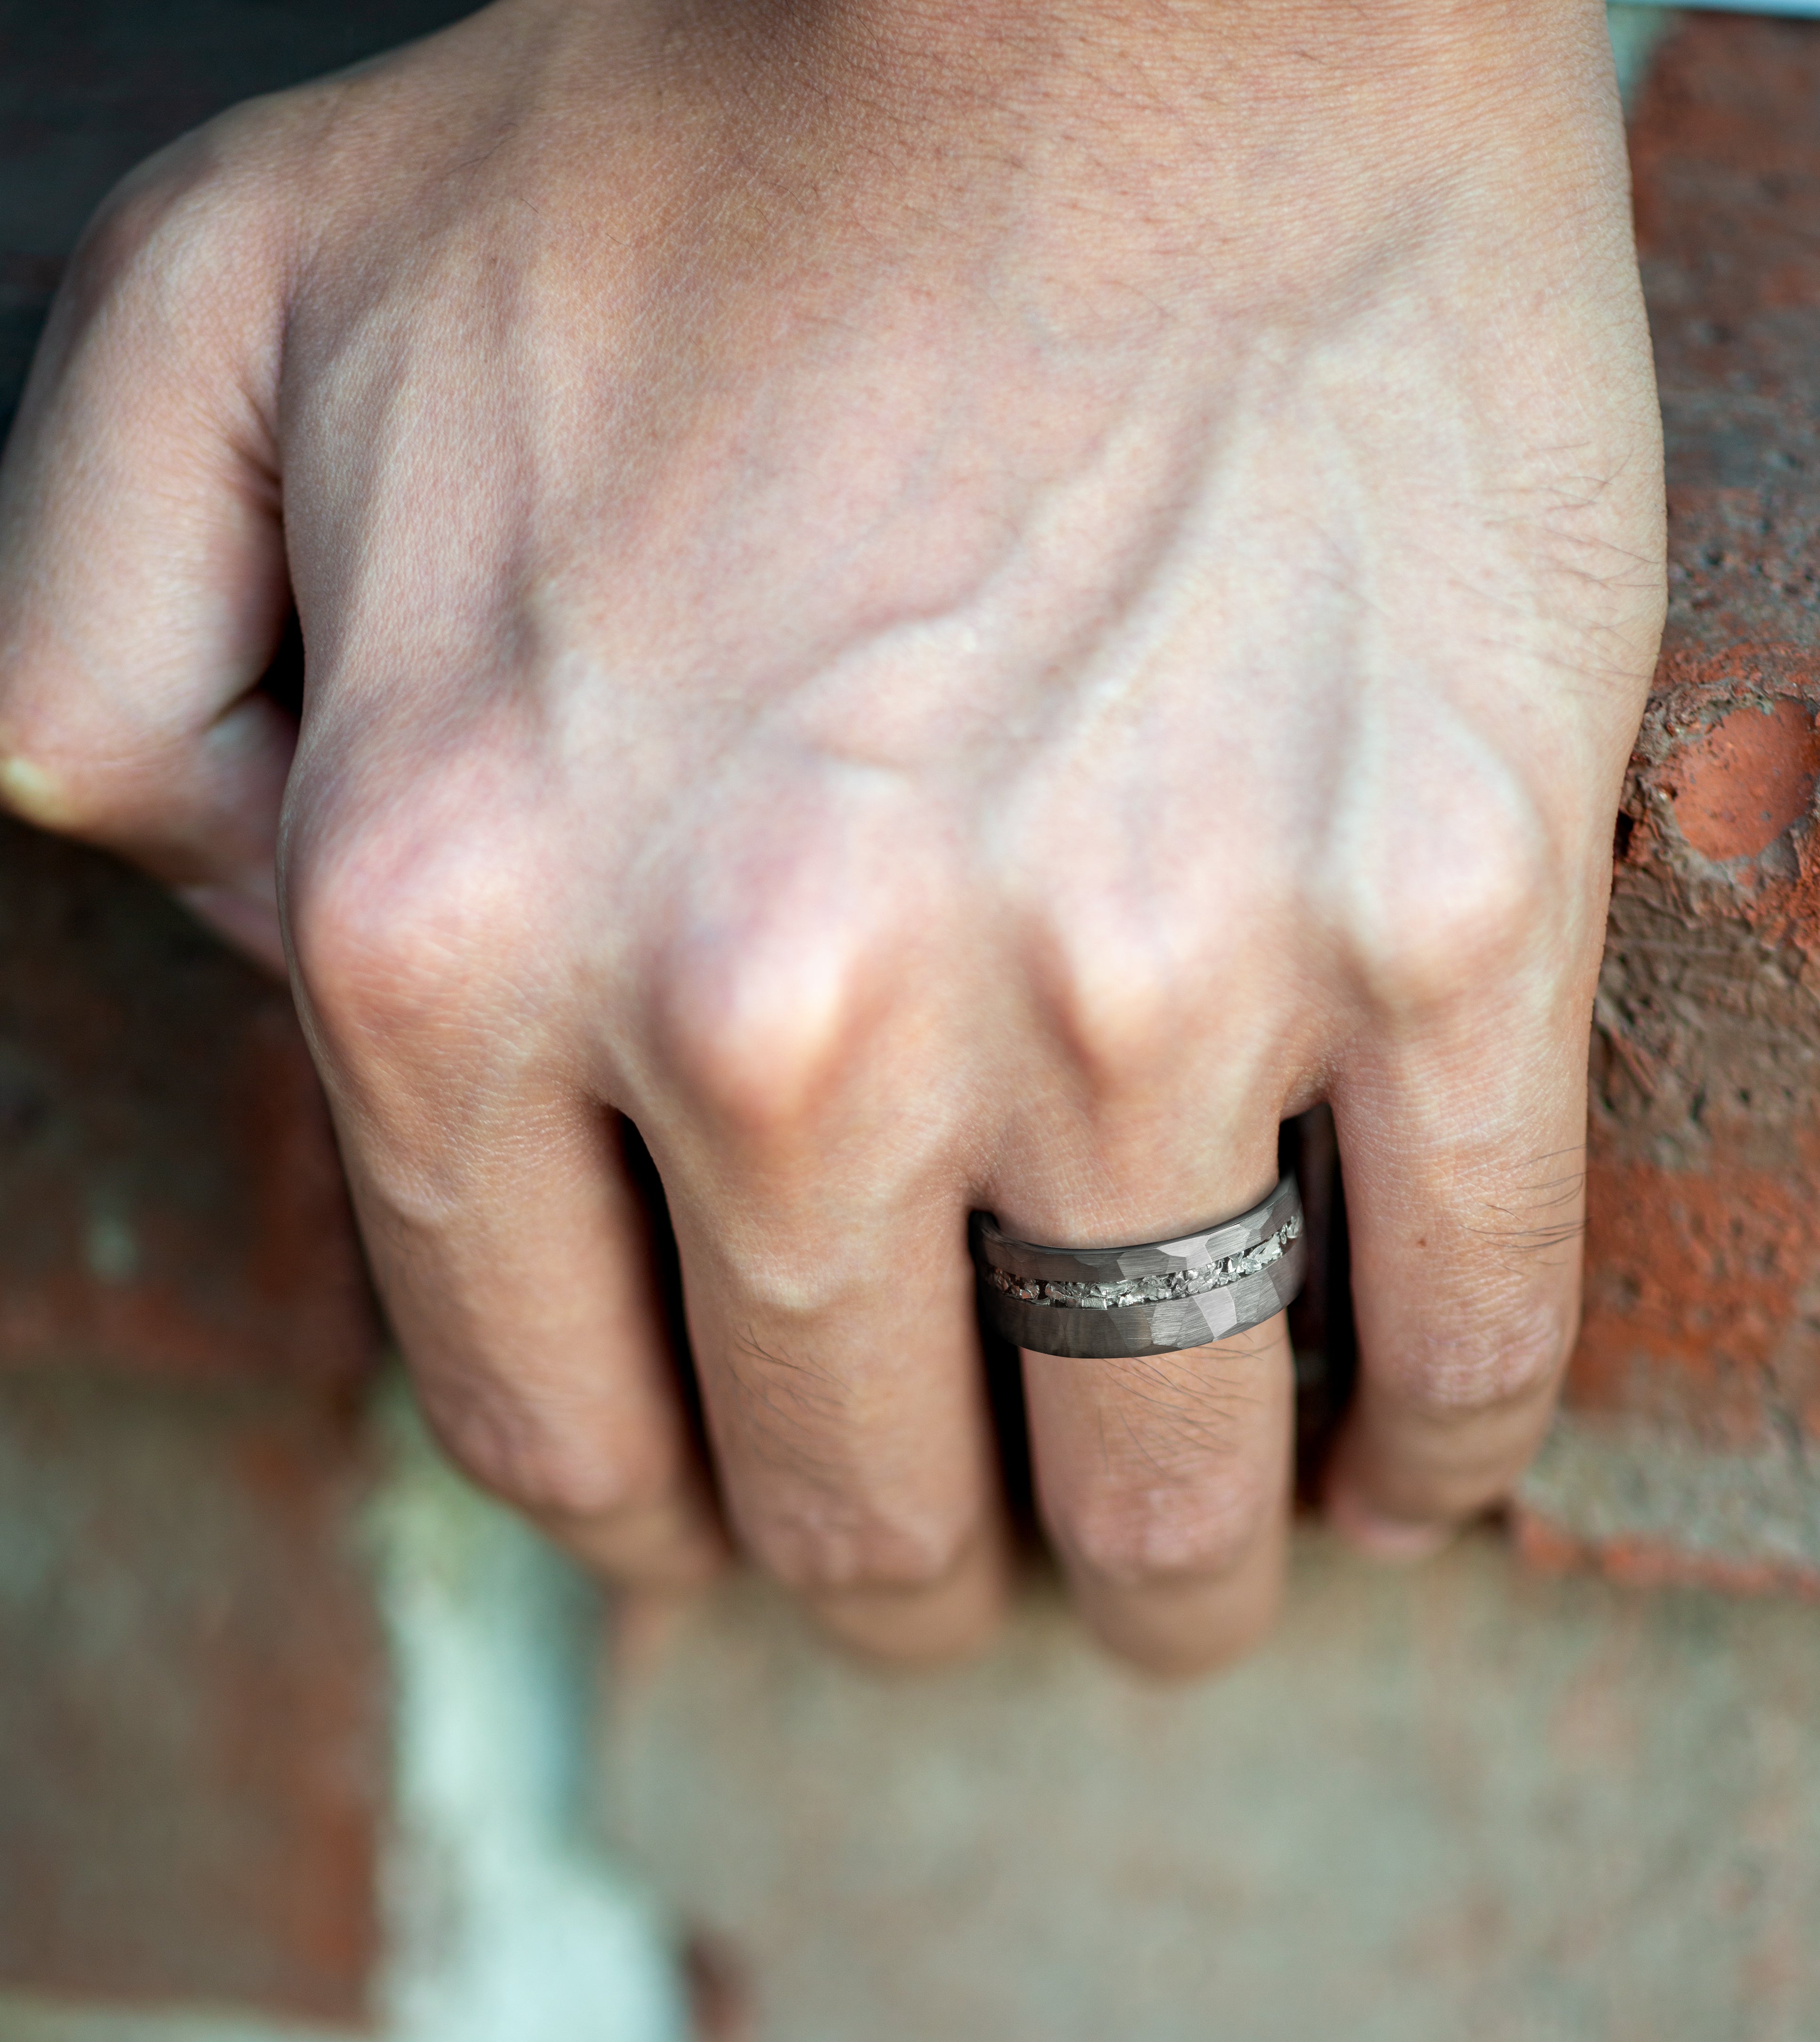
[659,1139,1015,1665]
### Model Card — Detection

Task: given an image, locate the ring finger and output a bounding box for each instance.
[1006,1136,1298,1678]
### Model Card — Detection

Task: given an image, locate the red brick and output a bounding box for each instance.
[1668,699,1820,864]
[1574,1154,1820,1445]
[0,1371,385,2024]
[0,759,388,2021]
[0,815,377,1392]
[1518,16,1820,1592]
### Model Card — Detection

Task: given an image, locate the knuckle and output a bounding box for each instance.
[1059,1463,1279,1589]
[746,1499,978,1598]
[1383,1305,1572,1425]
[1024,902,1221,1094]
[650,907,885,1143]
[422,1374,669,1524]
[286,785,532,1060]
[66,167,199,311]
[645,787,962,1144]
[711,1247,869,1323]
[1009,805,1289,1093]
[1335,778,1557,1018]
[62,115,283,328]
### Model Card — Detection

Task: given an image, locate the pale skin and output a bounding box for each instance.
[0,0,1664,1672]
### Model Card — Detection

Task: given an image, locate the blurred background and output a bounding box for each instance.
[2,6,1818,2038]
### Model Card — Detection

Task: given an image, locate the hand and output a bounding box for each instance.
[0,0,1664,1673]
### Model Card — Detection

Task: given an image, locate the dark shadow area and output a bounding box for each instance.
[616,1114,717,1481]
[259,607,307,721]
[1281,1103,1355,1502]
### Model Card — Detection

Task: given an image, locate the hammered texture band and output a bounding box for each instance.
[971,1174,1305,1359]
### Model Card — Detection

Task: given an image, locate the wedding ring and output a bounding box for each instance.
[971,1173,1304,1359]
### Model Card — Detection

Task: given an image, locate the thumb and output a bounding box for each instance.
[0,124,297,971]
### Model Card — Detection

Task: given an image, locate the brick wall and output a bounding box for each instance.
[1513,15,1820,1596]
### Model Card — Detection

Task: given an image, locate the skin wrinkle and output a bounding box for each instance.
[1062,1404,1284,1582]
[719,1330,974,1583]
[1379,1300,1575,1416]
[415,1351,649,1518]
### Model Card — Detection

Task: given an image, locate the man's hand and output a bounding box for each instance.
[0,0,1664,1672]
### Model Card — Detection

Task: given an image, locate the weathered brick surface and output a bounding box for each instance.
[0,830,388,2021]
[0,3,468,2018]
[1516,14,1820,1593]
[0,818,374,1390]
[0,1373,385,2022]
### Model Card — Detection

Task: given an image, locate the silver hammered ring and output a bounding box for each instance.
[971,1174,1305,1360]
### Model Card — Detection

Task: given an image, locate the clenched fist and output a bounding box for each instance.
[0,0,1664,1671]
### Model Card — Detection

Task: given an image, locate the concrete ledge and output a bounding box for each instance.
[606,1531,1820,2042]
